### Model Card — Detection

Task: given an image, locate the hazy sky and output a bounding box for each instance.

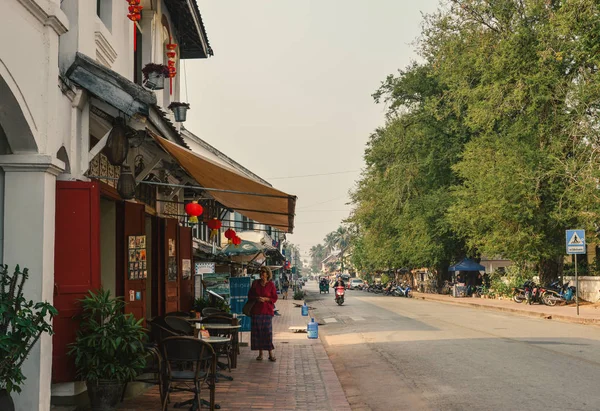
[186,1,441,259]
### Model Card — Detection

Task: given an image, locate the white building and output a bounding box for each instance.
[1,1,296,409]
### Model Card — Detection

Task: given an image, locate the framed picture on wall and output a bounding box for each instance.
[182,259,191,280]
[168,239,176,257]
[129,236,136,249]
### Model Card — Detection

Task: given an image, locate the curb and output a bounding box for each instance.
[414,294,600,326]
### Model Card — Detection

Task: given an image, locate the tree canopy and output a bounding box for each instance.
[350,0,600,283]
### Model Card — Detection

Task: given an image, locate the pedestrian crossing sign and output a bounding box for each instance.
[566,229,586,254]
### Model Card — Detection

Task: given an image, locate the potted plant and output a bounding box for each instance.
[69,289,146,411]
[0,265,57,411]
[168,101,190,122]
[142,63,169,90]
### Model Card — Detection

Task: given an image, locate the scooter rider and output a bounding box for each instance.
[334,277,345,301]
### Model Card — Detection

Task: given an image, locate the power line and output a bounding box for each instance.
[267,169,360,180]
[296,209,351,213]
[297,194,349,210]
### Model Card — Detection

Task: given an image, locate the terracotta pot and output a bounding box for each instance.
[86,380,125,411]
[0,389,15,411]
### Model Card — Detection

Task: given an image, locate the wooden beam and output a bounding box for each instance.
[135,153,165,183]
[88,128,112,162]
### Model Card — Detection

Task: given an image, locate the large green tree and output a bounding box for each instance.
[351,62,469,279]
[422,0,600,283]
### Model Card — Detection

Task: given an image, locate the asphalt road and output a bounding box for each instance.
[305,281,600,411]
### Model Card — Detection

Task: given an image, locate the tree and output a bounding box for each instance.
[309,244,326,274]
[350,61,469,281]
[422,0,600,283]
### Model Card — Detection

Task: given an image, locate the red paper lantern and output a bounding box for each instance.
[185,201,203,223]
[232,236,242,247]
[224,228,236,244]
[206,218,222,241]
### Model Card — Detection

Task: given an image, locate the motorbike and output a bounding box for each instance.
[335,286,345,306]
[395,283,412,298]
[541,281,576,306]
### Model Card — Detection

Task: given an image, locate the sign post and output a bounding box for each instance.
[566,229,586,315]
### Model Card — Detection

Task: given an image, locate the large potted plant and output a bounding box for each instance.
[0,265,57,411]
[168,101,190,122]
[69,289,146,411]
[142,63,169,90]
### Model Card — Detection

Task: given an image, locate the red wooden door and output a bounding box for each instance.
[178,226,194,312]
[121,201,147,322]
[52,181,100,383]
[163,218,179,313]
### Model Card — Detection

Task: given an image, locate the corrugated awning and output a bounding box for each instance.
[153,135,296,233]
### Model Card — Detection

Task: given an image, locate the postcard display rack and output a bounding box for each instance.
[128,235,147,280]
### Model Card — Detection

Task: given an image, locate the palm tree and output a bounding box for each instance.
[332,225,356,274]
[309,244,326,273]
[323,232,337,254]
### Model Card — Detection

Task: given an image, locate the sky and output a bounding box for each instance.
[186,0,441,259]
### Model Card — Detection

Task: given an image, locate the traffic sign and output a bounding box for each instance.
[566,229,586,254]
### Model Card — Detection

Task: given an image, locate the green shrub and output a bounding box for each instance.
[293,290,305,300]
[381,274,390,285]
[488,265,534,298]
[193,296,230,313]
[68,289,147,383]
[0,265,57,393]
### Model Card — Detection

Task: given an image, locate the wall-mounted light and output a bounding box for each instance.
[117,164,136,200]
[106,118,129,166]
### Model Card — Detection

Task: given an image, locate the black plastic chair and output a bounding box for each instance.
[161,336,217,411]
[164,316,194,336]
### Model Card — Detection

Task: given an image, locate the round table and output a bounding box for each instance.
[198,336,231,344]
[201,324,241,330]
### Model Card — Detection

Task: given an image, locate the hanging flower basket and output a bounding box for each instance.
[142,63,169,90]
[168,102,190,122]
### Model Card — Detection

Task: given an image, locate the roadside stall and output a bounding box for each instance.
[448,258,485,297]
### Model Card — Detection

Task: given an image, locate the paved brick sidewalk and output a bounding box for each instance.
[413,291,600,325]
[119,297,351,410]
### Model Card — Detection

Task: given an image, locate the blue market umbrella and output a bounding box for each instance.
[448,258,485,272]
[220,240,264,257]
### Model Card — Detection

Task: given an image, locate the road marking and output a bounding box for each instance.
[351,316,365,321]
[323,317,337,323]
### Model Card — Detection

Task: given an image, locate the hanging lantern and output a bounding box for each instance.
[206,218,222,241]
[105,118,129,166]
[165,43,178,82]
[126,0,142,21]
[117,165,136,200]
[232,236,242,247]
[224,228,237,244]
[185,201,203,224]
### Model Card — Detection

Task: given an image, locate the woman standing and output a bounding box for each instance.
[248,267,278,361]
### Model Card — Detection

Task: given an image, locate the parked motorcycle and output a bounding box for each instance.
[335,286,345,306]
[541,281,576,306]
[395,283,412,298]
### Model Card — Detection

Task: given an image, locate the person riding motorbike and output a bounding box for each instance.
[334,277,345,301]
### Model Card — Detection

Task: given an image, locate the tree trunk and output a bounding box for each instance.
[538,256,562,285]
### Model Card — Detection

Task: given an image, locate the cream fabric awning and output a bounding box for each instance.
[153,135,296,233]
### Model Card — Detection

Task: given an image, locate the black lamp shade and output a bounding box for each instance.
[106,121,129,166]
[117,165,136,200]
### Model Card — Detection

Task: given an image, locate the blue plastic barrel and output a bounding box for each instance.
[307,318,318,339]
[301,302,309,316]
